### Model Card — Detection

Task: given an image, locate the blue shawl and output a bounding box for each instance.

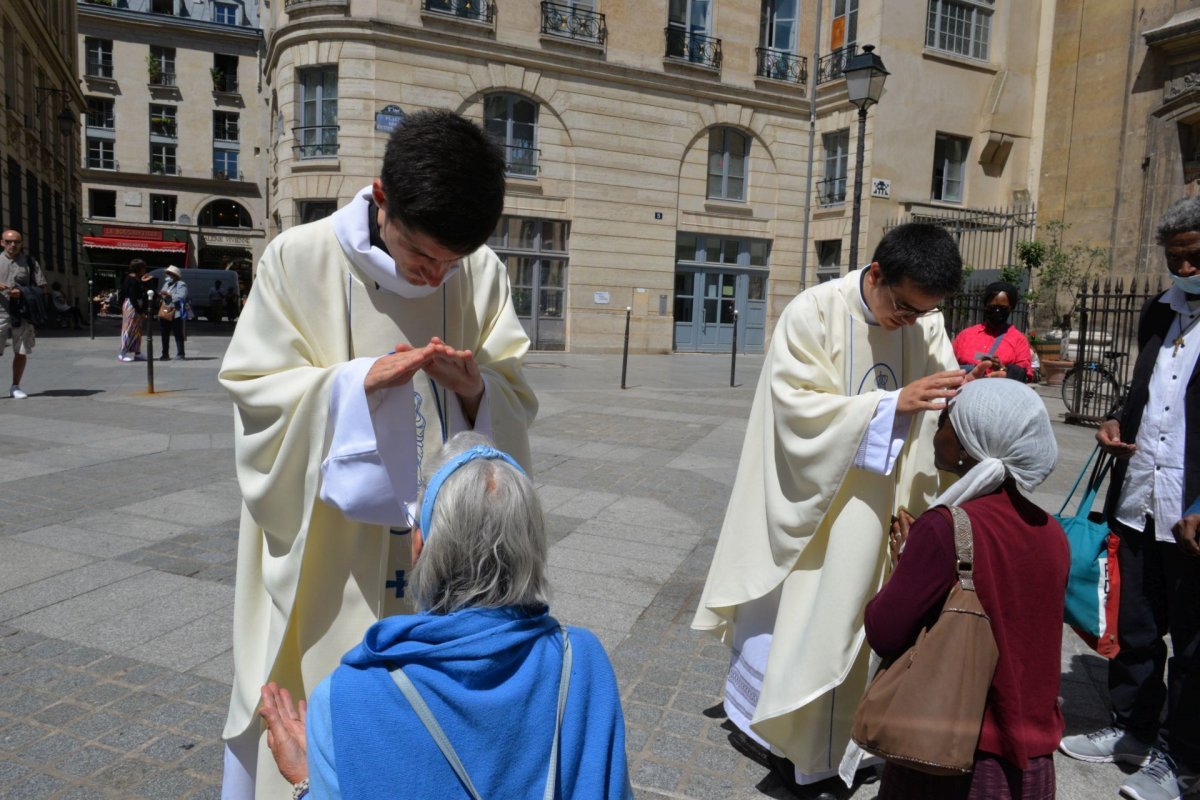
[328,606,631,800]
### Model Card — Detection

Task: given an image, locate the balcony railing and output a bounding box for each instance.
[815,44,857,85]
[213,74,240,93]
[214,131,240,144]
[293,125,340,158]
[150,162,181,176]
[817,176,847,206]
[664,27,722,70]
[540,1,606,45]
[213,169,244,181]
[422,0,494,23]
[502,144,540,177]
[756,47,807,86]
[85,57,113,79]
[149,72,177,87]
[150,122,178,138]
[86,156,118,170]
[86,115,114,129]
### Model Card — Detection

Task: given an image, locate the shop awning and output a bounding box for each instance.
[83,236,188,252]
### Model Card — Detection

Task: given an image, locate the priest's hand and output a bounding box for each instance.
[365,343,436,394]
[897,370,965,413]
[1171,514,1200,558]
[1096,419,1137,459]
[259,682,308,786]
[424,337,484,422]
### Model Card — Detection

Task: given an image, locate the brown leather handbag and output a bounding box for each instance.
[851,505,999,775]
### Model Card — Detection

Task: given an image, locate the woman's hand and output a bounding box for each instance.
[888,508,915,569]
[259,682,308,785]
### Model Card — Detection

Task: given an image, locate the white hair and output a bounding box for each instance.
[411,432,549,614]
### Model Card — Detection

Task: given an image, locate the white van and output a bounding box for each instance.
[149,268,241,321]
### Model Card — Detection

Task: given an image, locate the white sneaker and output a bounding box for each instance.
[9,385,27,399]
[1120,748,1200,800]
[118,354,134,362]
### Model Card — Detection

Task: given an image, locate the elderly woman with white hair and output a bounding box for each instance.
[865,379,1068,799]
[259,432,633,800]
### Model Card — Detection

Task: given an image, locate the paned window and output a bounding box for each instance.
[213,149,240,180]
[214,112,239,143]
[213,53,239,92]
[87,138,115,170]
[149,105,177,139]
[297,66,338,158]
[484,94,539,177]
[151,194,176,222]
[760,0,798,51]
[149,46,176,86]
[150,143,178,175]
[926,0,993,61]
[85,38,113,79]
[214,2,238,24]
[817,239,842,281]
[298,201,338,223]
[830,0,858,50]
[707,127,749,202]
[931,133,969,203]
[820,129,849,205]
[487,217,569,350]
[86,97,114,129]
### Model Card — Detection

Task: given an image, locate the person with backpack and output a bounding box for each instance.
[0,229,48,399]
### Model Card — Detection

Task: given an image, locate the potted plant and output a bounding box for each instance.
[147,54,163,84]
[210,68,225,92]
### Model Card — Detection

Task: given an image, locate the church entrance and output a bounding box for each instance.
[672,233,767,353]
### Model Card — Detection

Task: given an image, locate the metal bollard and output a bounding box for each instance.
[145,289,156,393]
[730,308,738,387]
[620,306,631,390]
[87,278,94,340]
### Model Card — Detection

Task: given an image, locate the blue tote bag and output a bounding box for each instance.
[1054,445,1121,658]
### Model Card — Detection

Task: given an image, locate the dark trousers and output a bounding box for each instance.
[160,317,184,357]
[1109,517,1200,768]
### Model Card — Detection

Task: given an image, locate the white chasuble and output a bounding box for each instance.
[693,269,955,780]
[218,215,536,799]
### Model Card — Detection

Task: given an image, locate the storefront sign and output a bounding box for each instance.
[201,234,252,247]
[101,225,164,241]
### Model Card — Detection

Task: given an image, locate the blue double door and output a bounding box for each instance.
[673,268,765,352]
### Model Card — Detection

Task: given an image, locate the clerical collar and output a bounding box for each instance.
[367,200,390,257]
[857,265,881,326]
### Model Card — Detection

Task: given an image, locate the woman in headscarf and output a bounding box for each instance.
[865,379,1068,799]
[952,281,1034,382]
[258,432,633,800]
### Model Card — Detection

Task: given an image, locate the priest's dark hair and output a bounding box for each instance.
[872,222,963,296]
[379,109,506,255]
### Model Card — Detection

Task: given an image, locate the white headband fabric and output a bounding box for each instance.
[931,379,1058,508]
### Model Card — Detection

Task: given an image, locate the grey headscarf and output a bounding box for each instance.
[932,378,1058,507]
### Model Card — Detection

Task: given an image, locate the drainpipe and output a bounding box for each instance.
[799,0,823,291]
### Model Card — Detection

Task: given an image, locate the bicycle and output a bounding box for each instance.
[1061,351,1127,419]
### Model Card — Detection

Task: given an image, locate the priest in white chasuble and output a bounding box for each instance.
[694,223,981,794]
[217,110,537,800]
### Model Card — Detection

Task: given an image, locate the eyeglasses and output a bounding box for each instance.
[2,239,21,245]
[885,283,941,319]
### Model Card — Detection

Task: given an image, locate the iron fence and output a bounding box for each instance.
[941,284,1031,343]
[541,1,606,45]
[815,45,856,85]
[882,204,1037,281]
[664,28,722,69]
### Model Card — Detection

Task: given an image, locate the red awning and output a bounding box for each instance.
[83,236,188,252]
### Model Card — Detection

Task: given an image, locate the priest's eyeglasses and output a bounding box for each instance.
[885,283,941,320]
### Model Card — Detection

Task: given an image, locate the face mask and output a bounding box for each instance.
[1169,272,1200,296]
[984,306,1010,325]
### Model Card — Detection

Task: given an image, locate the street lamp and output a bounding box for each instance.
[36,86,76,136]
[842,44,888,271]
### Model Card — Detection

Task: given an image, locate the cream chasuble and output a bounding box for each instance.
[219,214,536,799]
[693,269,955,778]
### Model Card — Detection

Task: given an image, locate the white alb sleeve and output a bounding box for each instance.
[852,390,911,476]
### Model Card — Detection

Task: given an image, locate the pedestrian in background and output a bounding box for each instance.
[159,266,189,361]
[0,228,47,399]
[952,281,1034,382]
[118,259,149,362]
[1059,196,1200,800]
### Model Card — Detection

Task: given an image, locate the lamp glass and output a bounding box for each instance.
[57,107,74,136]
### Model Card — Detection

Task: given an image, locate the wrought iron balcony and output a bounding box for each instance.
[293,125,340,159]
[503,144,540,177]
[213,169,244,181]
[85,57,113,79]
[665,27,722,69]
[817,176,847,206]
[422,0,494,23]
[756,47,807,85]
[149,72,177,87]
[541,1,607,45]
[815,44,857,85]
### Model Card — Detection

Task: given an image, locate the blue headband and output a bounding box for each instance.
[418,445,526,539]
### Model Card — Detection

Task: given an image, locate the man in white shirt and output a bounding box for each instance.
[0,229,48,399]
[1059,196,1200,800]
[218,110,537,799]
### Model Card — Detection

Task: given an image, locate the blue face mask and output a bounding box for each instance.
[1170,272,1200,296]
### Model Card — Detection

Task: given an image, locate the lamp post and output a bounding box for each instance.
[842,44,888,271]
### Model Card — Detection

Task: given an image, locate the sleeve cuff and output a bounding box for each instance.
[446,376,492,439]
[853,390,910,476]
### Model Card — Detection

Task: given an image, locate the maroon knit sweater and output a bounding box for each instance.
[864,486,1069,769]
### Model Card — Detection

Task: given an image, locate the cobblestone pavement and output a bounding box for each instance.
[0,325,1137,799]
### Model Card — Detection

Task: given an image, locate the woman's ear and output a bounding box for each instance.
[411,527,424,563]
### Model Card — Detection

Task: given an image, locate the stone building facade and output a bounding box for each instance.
[265,1,1050,353]
[0,2,85,302]
[76,0,266,294]
[1038,2,1200,283]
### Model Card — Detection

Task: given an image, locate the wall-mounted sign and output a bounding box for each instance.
[871,178,891,199]
[375,104,406,133]
[593,291,611,305]
[654,212,663,220]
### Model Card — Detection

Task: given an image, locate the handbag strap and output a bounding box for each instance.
[1057,444,1108,516]
[947,506,977,591]
[388,626,573,800]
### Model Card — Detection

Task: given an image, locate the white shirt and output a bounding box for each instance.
[1115,286,1200,540]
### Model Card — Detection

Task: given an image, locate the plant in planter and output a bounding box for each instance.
[210,68,225,91]
[147,54,163,84]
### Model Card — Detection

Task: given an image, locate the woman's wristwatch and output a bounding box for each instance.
[292,778,310,799]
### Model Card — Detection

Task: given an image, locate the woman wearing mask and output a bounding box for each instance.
[953,281,1034,382]
[158,266,189,361]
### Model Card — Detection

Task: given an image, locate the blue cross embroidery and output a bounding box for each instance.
[386,570,408,599]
